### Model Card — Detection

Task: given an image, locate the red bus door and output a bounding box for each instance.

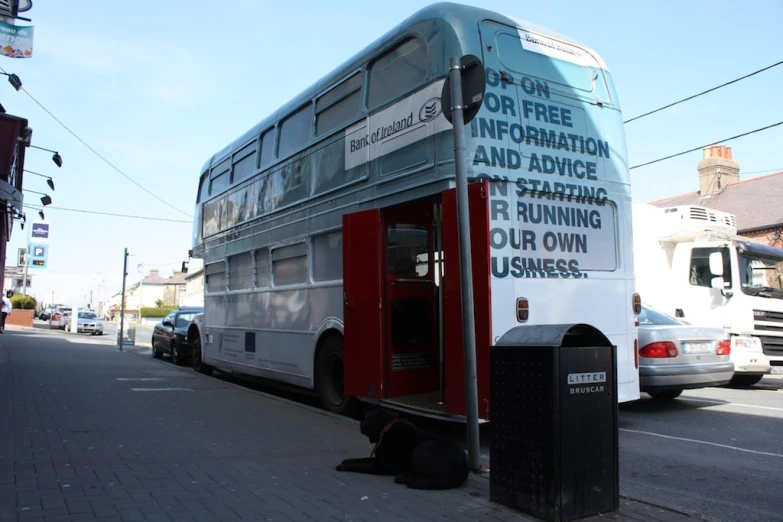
[343,209,384,399]
[381,200,440,399]
[442,181,492,419]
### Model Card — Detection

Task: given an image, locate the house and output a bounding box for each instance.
[126,269,169,312]
[108,268,190,320]
[649,145,783,247]
[164,270,189,307]
[180,258,204,307]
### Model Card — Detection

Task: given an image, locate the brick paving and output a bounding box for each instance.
[0,326,704,522]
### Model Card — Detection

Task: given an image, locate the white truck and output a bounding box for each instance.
[633,204,783,386]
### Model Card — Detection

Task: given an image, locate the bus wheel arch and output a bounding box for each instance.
[314,331,356,416]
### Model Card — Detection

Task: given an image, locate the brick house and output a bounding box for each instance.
[649,145,783,247]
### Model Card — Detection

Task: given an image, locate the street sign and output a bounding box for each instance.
[441,54,486,125]
[31,221,49,241]
[28,241,48,269]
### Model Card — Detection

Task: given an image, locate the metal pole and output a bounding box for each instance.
[449,56,481,472]
[119,248,128,351]
[21,225,30,295]
[138,264,143,323]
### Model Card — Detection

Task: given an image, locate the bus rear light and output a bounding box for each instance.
[634,338,639,369]
[632,293,642,315]
[516,298,529,322]
[717,340,731,355]
[639,341,678,358]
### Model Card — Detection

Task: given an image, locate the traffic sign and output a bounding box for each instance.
[441,54,486,125]
[28,241,48,269]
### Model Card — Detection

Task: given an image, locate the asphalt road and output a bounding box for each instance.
[52,322,783,522]
[617,379,783,522]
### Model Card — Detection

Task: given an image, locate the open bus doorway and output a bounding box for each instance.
[343,195,446,414]
[343,182,491,420]
[381,198,444,413]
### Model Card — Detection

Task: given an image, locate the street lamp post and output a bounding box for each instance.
[119,248,128,351]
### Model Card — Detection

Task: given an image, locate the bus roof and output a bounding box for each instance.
[200,1,609,174]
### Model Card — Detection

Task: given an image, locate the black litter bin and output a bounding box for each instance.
[490,323,618,522]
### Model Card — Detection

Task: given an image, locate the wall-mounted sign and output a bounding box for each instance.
[31,221,48,240]
[28,241,47,268]
[0,20,33,59]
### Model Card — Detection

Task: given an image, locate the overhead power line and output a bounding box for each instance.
[624,59,783,124]
[23,203,192,223]
[741,167,783,176]
[0,65,192,218]
[630,121,783,170]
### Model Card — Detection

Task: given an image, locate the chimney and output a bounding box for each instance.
[697,145,740,195]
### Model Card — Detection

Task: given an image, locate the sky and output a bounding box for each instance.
[2,0,782,306]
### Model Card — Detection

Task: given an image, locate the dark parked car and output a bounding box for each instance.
[151,307,203,365]
[638,305,734,399]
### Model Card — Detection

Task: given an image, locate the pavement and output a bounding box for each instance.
[0,324,704,522]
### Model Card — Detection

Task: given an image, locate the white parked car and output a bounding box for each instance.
[68,310,104,335]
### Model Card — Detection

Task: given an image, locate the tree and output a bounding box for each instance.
[155,298,165,308]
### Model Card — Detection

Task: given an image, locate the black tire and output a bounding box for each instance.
[152,340,163,359]
[648,389,683,400]
[315,336,357,415]
[730,374,764,387]
[171,342,182,366]
[192,334,213,376]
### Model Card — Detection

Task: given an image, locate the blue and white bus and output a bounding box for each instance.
[187,2,640,419]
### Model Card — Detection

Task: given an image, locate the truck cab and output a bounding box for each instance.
[633,204,783,385]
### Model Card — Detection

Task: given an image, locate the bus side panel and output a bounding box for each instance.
[343,209,385,399]
[442,181,492,419]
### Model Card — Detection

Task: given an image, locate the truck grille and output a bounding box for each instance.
[754,310,783,356]
[758,335,783,356]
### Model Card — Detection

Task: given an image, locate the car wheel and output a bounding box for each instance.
[192,335,213,376]
[730,374,764,387]
[171,343,181,366]
[648,389,683,400]
[152,340,163,359]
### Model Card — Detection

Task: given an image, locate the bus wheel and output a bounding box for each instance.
[316,336,356,416]
[191,334,213,376]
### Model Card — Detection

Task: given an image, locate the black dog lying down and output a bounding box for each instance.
[336,408,469,490]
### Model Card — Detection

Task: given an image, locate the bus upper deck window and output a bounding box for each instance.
[368,38,428,109]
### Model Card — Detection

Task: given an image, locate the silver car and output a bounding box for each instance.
[69,310,104,335]
[639,305,734,399]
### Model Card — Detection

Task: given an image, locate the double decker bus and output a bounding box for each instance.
[187,1,640,419]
